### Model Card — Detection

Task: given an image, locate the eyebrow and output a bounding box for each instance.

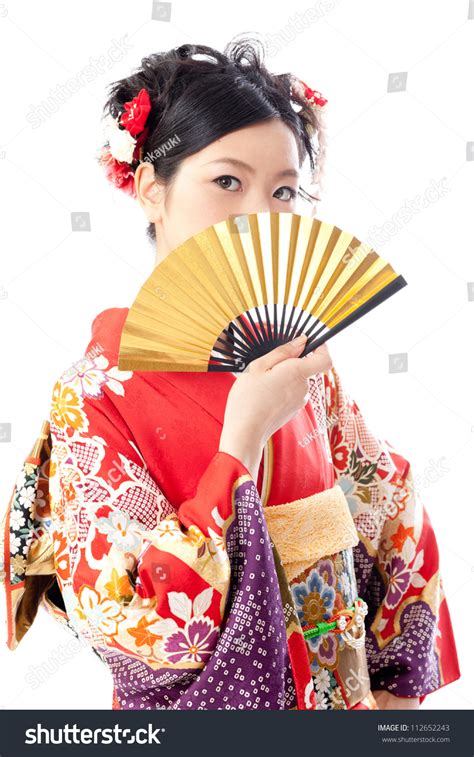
[204,157,299,180]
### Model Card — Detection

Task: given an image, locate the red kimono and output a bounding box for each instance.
[2,307,460,710]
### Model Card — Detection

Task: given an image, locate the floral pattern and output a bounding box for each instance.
[288,546,363,707]
[94,510,142,552]
[319,367,461,701]
[1,307,460,710]
[3,460,51,585]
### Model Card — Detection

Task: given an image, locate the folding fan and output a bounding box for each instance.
[117,211,407,372]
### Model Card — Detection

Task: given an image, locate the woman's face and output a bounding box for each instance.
[135,118,312,266]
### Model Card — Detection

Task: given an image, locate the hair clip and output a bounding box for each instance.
[290,76,328,108]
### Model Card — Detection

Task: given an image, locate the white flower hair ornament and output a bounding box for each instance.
[289,75,329,192]
[97,87,152,198]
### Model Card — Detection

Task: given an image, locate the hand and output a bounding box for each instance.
[219,335,332,478]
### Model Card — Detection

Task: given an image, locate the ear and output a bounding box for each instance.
[134,161,165,223]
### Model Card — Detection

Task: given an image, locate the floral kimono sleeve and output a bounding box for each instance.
[318,365,461,704]
[48,373,315,710]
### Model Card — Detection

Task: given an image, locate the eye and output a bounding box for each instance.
[273,186,298,201]
[213,175,242,191]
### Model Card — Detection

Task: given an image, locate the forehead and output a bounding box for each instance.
[187,119,301,171]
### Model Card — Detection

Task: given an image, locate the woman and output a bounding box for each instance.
[2,36,460,710]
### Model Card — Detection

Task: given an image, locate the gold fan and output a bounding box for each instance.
[118,211,407,372]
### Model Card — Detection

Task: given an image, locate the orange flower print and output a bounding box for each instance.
[52,530,70,582]
[104,568,134,603]
[51,381,88,433]
[390,522,415,552]
[127,615,163,651]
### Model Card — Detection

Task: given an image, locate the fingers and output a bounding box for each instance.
[245,334,332,380]
[250,334,308,373]
[298,342,333,379]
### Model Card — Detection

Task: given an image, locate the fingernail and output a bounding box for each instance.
[292,334,307,343]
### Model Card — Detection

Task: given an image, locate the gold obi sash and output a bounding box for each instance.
[262,483,372,708]
[1,420,59,651]
[262,483,359,582]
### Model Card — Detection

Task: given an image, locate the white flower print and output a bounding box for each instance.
[76,585,124,636]
[155,515,182,539]
[9,533,21,555]
[142,588,220,663]
[9,510,26,530]
[314,687,329,709]
[17,485,36,510]
[94,510,142,552]
[15,469,27,491]
[314,668,331,694]
[338,572,351,600]
[61,354,133,401]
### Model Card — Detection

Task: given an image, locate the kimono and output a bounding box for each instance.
[1,307,460,710]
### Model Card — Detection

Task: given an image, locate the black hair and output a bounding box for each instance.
[101,33,327,246]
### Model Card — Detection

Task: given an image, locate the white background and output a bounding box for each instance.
[0,0,472,710]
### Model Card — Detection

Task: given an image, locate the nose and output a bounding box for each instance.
[239,199,272,216]
[238,194,284,219]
